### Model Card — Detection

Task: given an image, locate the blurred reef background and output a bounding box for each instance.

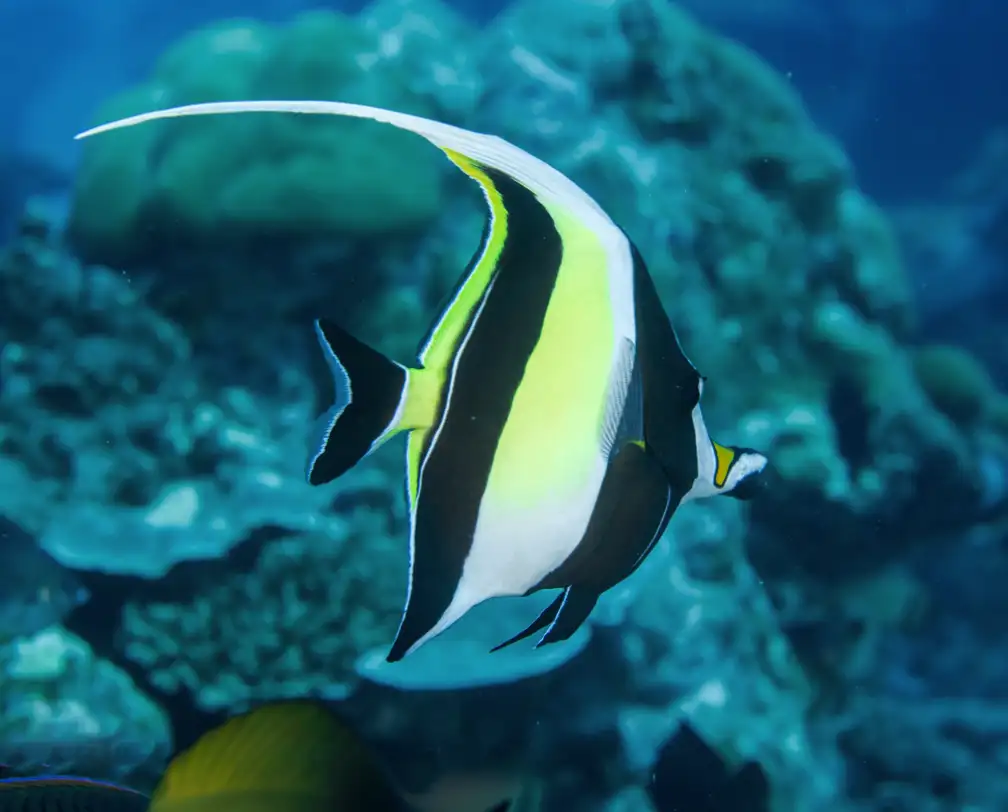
[1,0,1008,809]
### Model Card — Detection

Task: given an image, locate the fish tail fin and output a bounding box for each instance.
[149,700,402,812]
[307,318,437,486]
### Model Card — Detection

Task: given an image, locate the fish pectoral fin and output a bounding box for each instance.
[598,337,638,460]
[532,442,679,594]
[306,319,438,486]
[489,591,568,653]
[533,586,598,648]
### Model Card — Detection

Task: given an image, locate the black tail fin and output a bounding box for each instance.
[306,318,409,486]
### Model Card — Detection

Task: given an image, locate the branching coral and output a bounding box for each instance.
[119,504,404,711]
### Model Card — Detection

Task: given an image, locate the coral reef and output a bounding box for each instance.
[120,499,403,711]
[0,212,367,577]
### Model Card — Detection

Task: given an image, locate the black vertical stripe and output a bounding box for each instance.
[388,169,563,661]
[630,240,703,489]
[408,217,494,481]
[531,440,679,592]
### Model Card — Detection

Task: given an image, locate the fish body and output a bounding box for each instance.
[303,138,636,663]
[75,101,769,659]
[0,516,89,641]
[0,700,536,812]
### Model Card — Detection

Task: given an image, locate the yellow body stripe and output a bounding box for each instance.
[483,203,615,507]
[713,442,736,488]
[405,148,509,510]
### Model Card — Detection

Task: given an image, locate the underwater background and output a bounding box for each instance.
[1,0,1007,809]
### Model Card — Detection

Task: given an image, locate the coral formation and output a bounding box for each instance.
[0,627,170,785]
[0,214,367,577]
[912,343,996,426]
[69,11,444,269]
[119,500,403,711]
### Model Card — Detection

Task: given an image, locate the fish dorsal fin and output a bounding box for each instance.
[149,700,397,812]
[76,101,618,238]
[76,101,632,378]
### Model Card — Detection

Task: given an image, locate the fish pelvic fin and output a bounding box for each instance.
[489,591,567,653]
[533,586,598,648]
[149,700,403,812]
[306,318,440,486]
[489,586,596,652]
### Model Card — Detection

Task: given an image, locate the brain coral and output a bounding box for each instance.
[69,11,444,268]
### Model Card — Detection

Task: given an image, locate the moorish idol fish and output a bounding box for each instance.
[76,101,769,662]
[0,700,538,812]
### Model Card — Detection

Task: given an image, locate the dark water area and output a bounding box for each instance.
[691,0,1008,202]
